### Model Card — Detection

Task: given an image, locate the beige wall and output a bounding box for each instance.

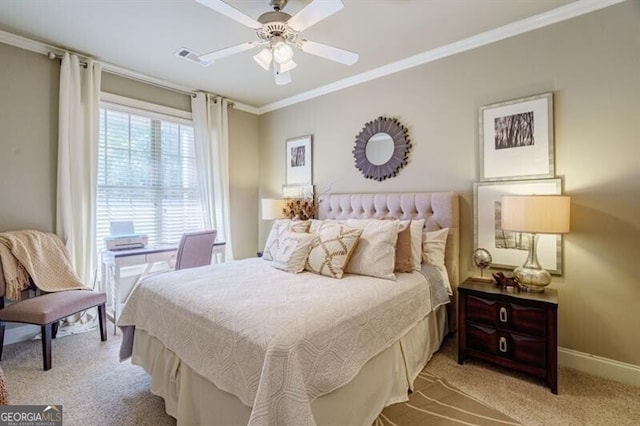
[259,2,640,365]
[0,45,260,261]
[0,43,59,232]
[228,107,260,259]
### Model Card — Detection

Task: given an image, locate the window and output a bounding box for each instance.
[97,102,204,250]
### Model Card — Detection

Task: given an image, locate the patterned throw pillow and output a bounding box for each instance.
[263,219,311,261]
[271,231,317,273]
[305,223,362,279]
[395,221,413,273]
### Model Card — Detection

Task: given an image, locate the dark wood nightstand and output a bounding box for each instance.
[457,278,558,394]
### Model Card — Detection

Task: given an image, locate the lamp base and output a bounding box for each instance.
[514,265,551,293]
[513,233,551,293]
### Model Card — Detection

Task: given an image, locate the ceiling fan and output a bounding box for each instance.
[189,0,359,85]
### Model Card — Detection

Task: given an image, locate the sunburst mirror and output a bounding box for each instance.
[352,116,411,181]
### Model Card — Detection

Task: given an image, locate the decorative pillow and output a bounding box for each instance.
[422,227,452,293]
[263,219,311,261]
[410,219,425,271]
[344,219,400,280]
[394,221,413,273]
[305,223,362,278]
[271,231,317,273]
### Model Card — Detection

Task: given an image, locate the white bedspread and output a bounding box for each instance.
[118,257,435,426]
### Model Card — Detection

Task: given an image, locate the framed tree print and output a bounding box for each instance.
[479,92,554,181]
[474,178,563,274]
[286,135,312,185]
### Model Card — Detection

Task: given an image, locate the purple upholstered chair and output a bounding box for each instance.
[174,230,218,270]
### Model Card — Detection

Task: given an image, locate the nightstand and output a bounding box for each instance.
[457,278,558,394]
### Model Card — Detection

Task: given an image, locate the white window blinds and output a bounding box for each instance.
[97,105,204,249]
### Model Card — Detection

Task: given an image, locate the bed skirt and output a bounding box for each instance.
[130,305,448,425]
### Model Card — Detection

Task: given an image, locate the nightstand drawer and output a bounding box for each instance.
[466,323,546,368]
[466,295,546,337]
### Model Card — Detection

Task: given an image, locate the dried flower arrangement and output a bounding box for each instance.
[283,198,316,221]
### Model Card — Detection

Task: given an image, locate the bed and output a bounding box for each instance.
[118,192,460,425]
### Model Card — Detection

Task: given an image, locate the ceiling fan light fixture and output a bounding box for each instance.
[253,48,273,71]
[278,59,297,73]
[274,69,292,85]
[272,37,294,64]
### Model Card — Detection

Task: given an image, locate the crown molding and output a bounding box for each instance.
[0,29,259,115]
[257,0,627,114]
[0,0,626,116]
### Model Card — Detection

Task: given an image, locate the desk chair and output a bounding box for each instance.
[175,230,218,270]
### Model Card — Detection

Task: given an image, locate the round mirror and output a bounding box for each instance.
[365,132,394,165]
[353,117,411,181]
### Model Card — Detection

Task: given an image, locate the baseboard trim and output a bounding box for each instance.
[4,324,39,345]
[559,347,640,388]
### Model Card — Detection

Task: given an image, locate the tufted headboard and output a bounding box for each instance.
[317,192,460,291]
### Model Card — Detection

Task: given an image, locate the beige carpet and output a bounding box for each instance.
[2,330,639,425]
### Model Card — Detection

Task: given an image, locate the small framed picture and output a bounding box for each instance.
[286,135,312,185]
[474,178,563,274]
[479,92,554,181]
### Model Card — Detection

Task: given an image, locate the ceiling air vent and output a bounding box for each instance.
[174,47,212,66]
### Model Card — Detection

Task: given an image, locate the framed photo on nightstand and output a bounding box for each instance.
[474,178,563,274]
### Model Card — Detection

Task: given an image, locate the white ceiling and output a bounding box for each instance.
[0,0,600,110]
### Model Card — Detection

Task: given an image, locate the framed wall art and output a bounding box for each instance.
[474,178,563,274]
[286,135,312,185]
[479,92,554,181]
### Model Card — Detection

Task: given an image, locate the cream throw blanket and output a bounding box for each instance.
[0,230,89,300]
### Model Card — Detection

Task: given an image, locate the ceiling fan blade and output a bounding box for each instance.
[274,70,292,85]
[199,42,257,62]
[195,0,262,29]
[287,0,344,32]
[299,40,358,65]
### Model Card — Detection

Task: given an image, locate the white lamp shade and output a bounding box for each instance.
[272,39,293,64]
[501,195,570,234]
[261,198,286,220]
[253,48,273,71]
[278,59,297,73]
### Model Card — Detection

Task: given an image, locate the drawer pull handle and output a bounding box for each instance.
[499,307,508,323]
[499,337,508,353]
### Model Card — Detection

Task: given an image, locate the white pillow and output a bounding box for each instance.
[422,228,452,294]
[344,219,400,280]
[410,219,425,271]
[271,231,317,273]
[263,219,311,261]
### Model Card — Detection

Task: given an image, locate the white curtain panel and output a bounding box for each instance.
[56,53,102,287]
[191,93,234,261]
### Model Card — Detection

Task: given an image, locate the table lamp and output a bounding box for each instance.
[261,198,286,220]
[500,195,570,293]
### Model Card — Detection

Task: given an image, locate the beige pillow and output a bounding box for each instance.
[394,221,413,273]
[422,227,452,293]
[305,223,362,278]
[263,219,311,261]
[344,219,400,280]
[410,219,426,271]
[271,231,317,273]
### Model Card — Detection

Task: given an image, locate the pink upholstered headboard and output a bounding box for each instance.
[317,192,460,290]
